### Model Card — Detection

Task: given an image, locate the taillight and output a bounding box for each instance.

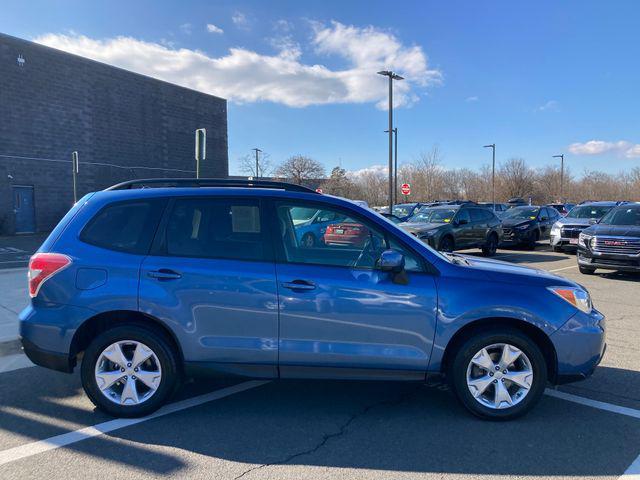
[28,253,72,298]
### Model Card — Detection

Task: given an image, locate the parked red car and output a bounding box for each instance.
[323,222,369,247]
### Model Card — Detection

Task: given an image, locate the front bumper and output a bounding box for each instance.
[551,233,579,249]
[577,247,640,272]
[500,228,533,245]
[550,308,606,384]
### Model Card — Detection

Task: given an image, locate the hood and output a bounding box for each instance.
[399,222,446,234]
[583,224,640,237]
[555,217,593,227]
[501,218,533,228]
[457,254,577,287]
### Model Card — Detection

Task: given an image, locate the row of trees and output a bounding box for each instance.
[239,148,640,206]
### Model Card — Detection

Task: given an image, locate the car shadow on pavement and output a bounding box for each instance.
[594,271,640,283]
[2,364,639,477]
[468,251,571,264]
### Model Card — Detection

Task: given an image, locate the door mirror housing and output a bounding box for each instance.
[379,249,405,273]
[456,218,468,226]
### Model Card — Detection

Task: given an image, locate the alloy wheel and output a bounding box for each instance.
[94,340,162,406]
[465,343,533,410]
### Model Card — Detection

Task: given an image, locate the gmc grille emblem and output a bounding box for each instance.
[604,240,626,246]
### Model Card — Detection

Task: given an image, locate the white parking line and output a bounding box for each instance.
[0,380,269,466]
[621,453,640,479]
[549,265,578,273]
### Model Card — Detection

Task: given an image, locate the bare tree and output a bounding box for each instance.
[498,158,535,200]
[275,155,326,185]
[238,153,273,178]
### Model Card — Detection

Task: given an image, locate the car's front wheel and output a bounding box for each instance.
[448,329,547,420]
[81,324,179,417]
[579,265,596,275]
[481,233,498,257]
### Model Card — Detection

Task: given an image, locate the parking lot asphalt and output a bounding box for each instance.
[0,244,638,480]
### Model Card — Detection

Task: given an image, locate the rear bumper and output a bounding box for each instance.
[21,337,74,373]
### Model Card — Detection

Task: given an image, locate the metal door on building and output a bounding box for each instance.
[13,186,36,233]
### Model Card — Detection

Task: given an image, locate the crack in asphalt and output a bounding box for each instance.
[232,386,422,480]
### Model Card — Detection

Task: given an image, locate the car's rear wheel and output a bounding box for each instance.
[579,265,596,275]
[553,245,563,253]
[448,329,547,420]
[439,235,455,253]
[81,324,179,418]
[482,233,498,257]
[301,233,316,248]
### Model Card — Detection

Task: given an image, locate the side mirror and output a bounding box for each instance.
[457,218,468,226]
[379,249,405,273]
[540,216,548,222]
[589,218,598,225]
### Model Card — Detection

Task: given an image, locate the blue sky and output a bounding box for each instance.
[2,0,640,176]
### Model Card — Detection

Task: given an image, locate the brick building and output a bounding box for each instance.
[0,33,228,234]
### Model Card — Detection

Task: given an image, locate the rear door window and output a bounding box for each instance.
[80,199,166,254]
[163,197,268,261]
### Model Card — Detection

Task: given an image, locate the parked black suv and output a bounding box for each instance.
[500,206,560,249]
[399,204,503,256]
[577,203,640,274]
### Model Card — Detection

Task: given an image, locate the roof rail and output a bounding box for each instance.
[105,178,319,193]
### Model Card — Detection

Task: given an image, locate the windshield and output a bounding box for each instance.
[392,204,416,217]
[600,207,640,226]
[502,207,540,220]
[566,205,613,219]
[409,208,457,223]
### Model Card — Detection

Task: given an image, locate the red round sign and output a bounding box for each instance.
[315,188,323,194]
[401,183,410,195]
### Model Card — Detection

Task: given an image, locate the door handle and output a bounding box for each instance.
[282,280,316,291]
[147,269,182,280]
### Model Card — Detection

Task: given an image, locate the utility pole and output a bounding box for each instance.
[71,151,79,203]
[252,148,262,178]
[385,128,398,203]
[553,154,564,201]
[483,144,496,211]
[195,128,206,178]
[377,70,404,213]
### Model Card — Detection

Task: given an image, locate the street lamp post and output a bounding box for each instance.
[252,148,262,178]
[378,70,404,213]
[483,144,496,211]
[385,128,398,203]
[552,154,564,201]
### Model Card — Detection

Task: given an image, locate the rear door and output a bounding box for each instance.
[468,208,488,246]
[139,196,278,377]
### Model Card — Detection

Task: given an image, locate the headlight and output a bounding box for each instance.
[578,233,592,248]
[548,286,592,313]
[550,223,561,236]
[516,224,530,230]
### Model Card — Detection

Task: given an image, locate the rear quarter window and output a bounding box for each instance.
[80,199,166,254]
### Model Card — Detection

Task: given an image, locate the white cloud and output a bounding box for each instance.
[465,96,478,102]
[348,164,388,178]
[179,23,192,35]
[206,24,224,35]
[34,22,440,109]
[536,100,559,112]
[232,12,249,29]
[568,140,640,158]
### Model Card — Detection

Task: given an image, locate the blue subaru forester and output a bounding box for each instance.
[20,179,606,420]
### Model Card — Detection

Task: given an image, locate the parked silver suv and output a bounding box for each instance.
[550,202,617,252]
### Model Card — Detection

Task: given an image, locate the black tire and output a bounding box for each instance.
[301,233,316,248]
[579,265,596,275]
[526,230,540,250]
[552,245,563,253]
[81,324,180,418]
[439,235,455,253]
[447,328,547,421]
[481,233,498,257]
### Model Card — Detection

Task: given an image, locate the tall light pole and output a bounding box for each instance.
[378,70,404,212]
[252,148,262,178]
[483,144,496,211]
[385,128,398,203]
[553,154,564,201]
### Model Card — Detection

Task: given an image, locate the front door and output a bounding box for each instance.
[139,196,278,377]
[13,186,35,233]
[272,200,438,379]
